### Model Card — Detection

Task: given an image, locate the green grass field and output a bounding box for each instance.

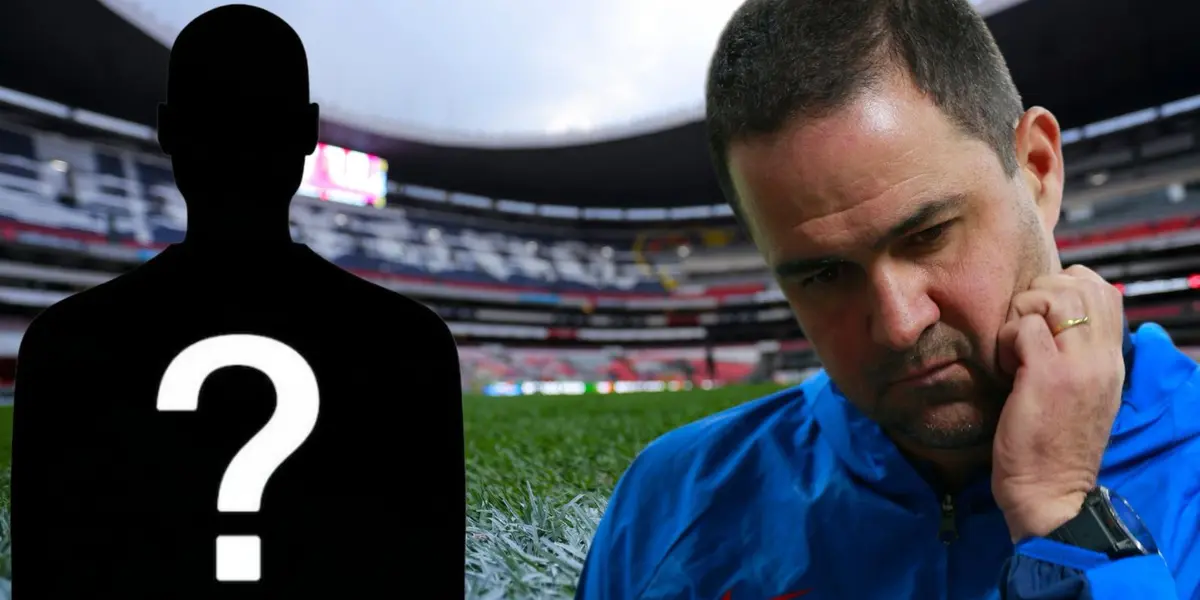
[0,384,783,598]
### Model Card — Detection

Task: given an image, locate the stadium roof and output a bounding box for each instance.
[0,0,1198,209]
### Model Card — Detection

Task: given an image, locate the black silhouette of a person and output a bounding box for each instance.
[13,5,465,598]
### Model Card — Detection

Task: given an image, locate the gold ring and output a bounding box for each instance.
[1051,316,1090,336]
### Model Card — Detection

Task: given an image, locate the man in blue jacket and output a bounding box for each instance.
[576,0,1200,598]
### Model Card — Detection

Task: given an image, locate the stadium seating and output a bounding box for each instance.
[5,119,1200,396]
[5,121,1200,303]
[0,123,667,293]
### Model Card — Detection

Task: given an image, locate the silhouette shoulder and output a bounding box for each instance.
[20,277,119,342]
[327,259,453,328]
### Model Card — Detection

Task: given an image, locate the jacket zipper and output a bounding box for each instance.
[939,493,957,600]
[938,493,958,545]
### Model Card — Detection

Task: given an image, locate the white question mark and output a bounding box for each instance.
[156,334,320,583]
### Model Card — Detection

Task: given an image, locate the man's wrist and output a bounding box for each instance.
[1003,490,1088,543]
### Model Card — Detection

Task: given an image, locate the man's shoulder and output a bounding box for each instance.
[584,384,825,597]
[645,384,809,463]
[1122,322,1200,438]
[1108,322,1200,593]
[608,384,816,525]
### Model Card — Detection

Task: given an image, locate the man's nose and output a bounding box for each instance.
[868,268,938,351]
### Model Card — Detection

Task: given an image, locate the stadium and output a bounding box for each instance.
[1,0,1200,596]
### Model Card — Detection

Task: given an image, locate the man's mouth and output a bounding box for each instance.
[889,359,960,387]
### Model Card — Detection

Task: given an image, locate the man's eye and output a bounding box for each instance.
[910,222,950,246]
[802,264,843,287]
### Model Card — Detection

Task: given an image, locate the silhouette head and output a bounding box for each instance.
[158,4,319,234]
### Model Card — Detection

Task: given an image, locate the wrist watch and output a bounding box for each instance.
[1045,486,1158,559]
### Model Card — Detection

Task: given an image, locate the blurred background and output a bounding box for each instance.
[0,0,1199,597]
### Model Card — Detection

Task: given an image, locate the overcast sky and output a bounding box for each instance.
[102,0,1005,149]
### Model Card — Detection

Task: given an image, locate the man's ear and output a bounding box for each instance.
[157,103,174,157]
[1013,106,1064,232]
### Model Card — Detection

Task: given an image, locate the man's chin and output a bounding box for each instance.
[904,409,997,450]
[881,397,1001,451]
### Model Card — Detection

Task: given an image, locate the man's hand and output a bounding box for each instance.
[993,264,1126,542]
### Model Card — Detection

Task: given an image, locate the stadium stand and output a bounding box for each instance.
[5,87,1200,401]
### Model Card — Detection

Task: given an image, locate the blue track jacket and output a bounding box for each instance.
[577,322,1200,599]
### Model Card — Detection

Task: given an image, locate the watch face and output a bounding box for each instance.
[1105,488,1159,555]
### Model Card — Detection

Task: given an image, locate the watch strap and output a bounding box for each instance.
[1046,487,1146,559]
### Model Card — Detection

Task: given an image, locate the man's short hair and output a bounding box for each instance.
[705,0,1024,209]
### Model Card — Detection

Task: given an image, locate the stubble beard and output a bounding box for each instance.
[876,369,1009,450]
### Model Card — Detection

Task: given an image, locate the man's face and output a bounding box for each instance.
[726,72,1064,454]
